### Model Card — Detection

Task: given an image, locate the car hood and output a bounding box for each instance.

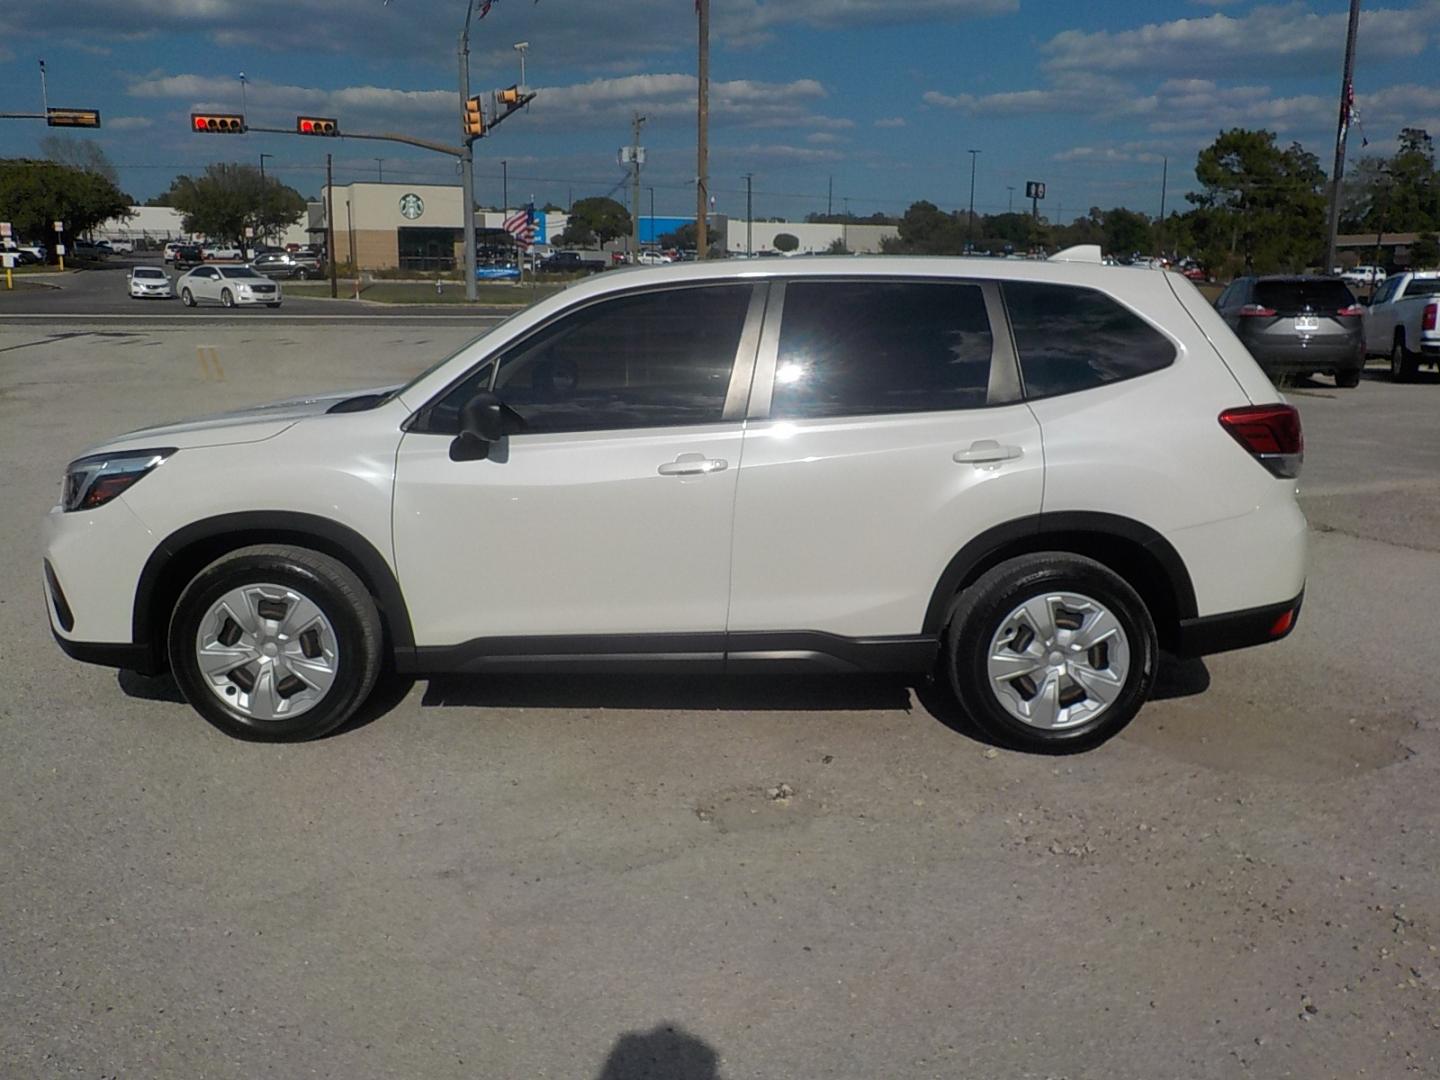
[81,384,403,455]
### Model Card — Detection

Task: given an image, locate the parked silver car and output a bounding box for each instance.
[176,265,283,309]
[127,265,174,300]
[250,250,323,280]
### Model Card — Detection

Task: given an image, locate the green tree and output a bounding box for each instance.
[658,222,697,249]
[556,196,630,249]
[37,135,120,186]
[827,236,850,254]
[1410,232,1440,269]
[155,164,305,245]
[773,232,799,252]
[1187,128,1326,274]
[1342,128,1440,235]
[0,158,130,253]
[890,200,966,255]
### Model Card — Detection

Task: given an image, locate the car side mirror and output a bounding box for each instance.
[450,390,526,461]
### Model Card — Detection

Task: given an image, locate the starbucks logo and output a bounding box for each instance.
[399,193,425,220]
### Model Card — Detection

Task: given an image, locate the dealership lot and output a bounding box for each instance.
[3,320,1439,1078]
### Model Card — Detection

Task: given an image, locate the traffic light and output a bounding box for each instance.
[191,112,246,134]
[496,85,522,108]
[46,108,101,128]
[297,116,339,136]
[463,96,485,138]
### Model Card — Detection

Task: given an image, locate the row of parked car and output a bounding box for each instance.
[1215,271,1440,385]
[128,261,287,308]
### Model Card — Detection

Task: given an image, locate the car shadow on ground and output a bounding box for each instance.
[118,654,1209,748]
[594,1023,719,1080]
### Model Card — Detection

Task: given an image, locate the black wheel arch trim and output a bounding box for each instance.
[132,511,416,670]
[921,512,1199,638]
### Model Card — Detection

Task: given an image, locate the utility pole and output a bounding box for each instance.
[326,153,338,299]
[1325,0,1362,274]
[1007,185,1015,213]
[375,157,384,182]
[259,153,272,180]
[648,185,656,242]
[502,159,508,215]
[1157,156,1168,257]
[630,112,647,258]
[458,1,479,302]
[744,173,753,256]
[696,0,710,259]
[967,149,981,252]
[828,175,833,217]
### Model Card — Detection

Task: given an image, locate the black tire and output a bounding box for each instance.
[180,287,195,307]
[167,545,383,742]
[221,288,235,308]
[1335,367,1362,388]
[1391,337,1419,382]
[267,302,281,309]
[942,553,1158,753]
[296,269,310,281]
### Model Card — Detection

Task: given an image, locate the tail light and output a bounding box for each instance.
[1218,404,1303,479]
[1239,304,1276,317]
[1424,303,1437,332]
[1336,304,1365,317]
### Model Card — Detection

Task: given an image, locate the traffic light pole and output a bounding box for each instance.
[460,8,479,303]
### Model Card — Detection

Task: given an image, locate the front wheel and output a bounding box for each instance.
[942,553,1158,753]
[221,288,235,308]
[180,288,195,307]
[167,545,383,741]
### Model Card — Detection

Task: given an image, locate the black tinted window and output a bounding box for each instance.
[1402,278,1440,299]
[1253,279,1355,312]
[427,285,751,435]
[1004,282,1174,399]
[771,281,993,419]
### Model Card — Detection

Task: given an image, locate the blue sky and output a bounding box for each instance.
[2,0,1438,221]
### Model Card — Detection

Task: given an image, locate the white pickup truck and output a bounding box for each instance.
[1363,270,1440,381]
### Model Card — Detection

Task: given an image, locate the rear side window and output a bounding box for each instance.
[1253,279,1355,313]
[771,281,993,419]
[1401,278,1440,299]
[1003,282,1175,399]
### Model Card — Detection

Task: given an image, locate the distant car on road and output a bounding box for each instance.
[163,242,186,263]
[127,265,174,300]
[177,264,282,309]
[72,239,109,259]
[102,239,135,255]
[1215,275,1364,387]
[202,245,245,262]
[251,251,323,281]
[1341,265,1386,288]
[172,245,205,271]
[1362,270,1440,381]
[536,251,601,275]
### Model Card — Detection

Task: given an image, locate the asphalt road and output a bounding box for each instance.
[2,319,1439,1079]
[0,255,516,322]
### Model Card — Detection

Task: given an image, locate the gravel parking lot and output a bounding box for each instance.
[3,321,1438,1079]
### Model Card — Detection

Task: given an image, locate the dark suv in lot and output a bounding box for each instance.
[1215,275,1365,387]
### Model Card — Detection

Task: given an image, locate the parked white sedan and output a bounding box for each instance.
[176,265,282,309]
[127,265,174,300]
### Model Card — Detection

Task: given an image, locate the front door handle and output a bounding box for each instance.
[658,453,729,476]
[953,440,1023,465]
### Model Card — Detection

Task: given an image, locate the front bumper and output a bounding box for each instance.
[1173,590,1304,658]
[234,291,281,305]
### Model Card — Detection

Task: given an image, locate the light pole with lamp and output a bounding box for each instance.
[967,148,981,252]
[513,41,529,90]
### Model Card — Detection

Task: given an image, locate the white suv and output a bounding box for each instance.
[43,256,1307,750]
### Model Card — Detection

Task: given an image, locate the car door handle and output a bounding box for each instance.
[658,453,728,476]
[953,440,1023,465]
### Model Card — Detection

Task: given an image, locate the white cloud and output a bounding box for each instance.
[105,116,155,131]
[725,142,845,163]
[1053,145,1165,165]
[1043,2,1440,78]
[873,116,908,128]
[718,0,1015,44]
[922,73,1131,116]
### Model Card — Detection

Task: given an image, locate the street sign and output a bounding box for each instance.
[1025,181,1046,200]
[54,221,64,232]
[55,244,66,255]
[46,108,101,128]
[0,222,11,238]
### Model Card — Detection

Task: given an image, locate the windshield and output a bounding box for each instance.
[1254,279,1355,313]
[133,268,166,279]
[220,267,262,279]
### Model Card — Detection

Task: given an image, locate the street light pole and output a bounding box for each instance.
[259,153,272,180]
[696,0,710,260]
[744,173,753,256]
[967,148,981,252]
[375,157,384,182]
[1007,185,1014,213]
[1325,0,1362,275]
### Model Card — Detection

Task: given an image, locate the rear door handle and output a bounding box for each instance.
[953,440,1023,465]
[658,453,729,476]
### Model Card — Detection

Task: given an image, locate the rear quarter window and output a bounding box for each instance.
[1003,282,1175,399]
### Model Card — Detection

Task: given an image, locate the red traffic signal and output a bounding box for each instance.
[46,108,102,128]
[297,116,339,136]
[191,112,246,134]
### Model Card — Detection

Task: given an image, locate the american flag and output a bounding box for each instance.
[504,206,536,251]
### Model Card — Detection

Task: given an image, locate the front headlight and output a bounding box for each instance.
[62,448,176,512]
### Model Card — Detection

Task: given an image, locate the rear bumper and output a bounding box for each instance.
[1245,339,1363,372]
[1173,589,1303,658]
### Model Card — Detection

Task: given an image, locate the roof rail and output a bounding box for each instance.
[1049,244,1104,264]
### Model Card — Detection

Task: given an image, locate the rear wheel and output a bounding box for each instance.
[167,545,383,741]
[942,553,1158,753]
[1392,337,1419,382]
[1335,367,1362,388]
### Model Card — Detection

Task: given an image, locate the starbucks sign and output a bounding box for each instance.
[399,193,425,220]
